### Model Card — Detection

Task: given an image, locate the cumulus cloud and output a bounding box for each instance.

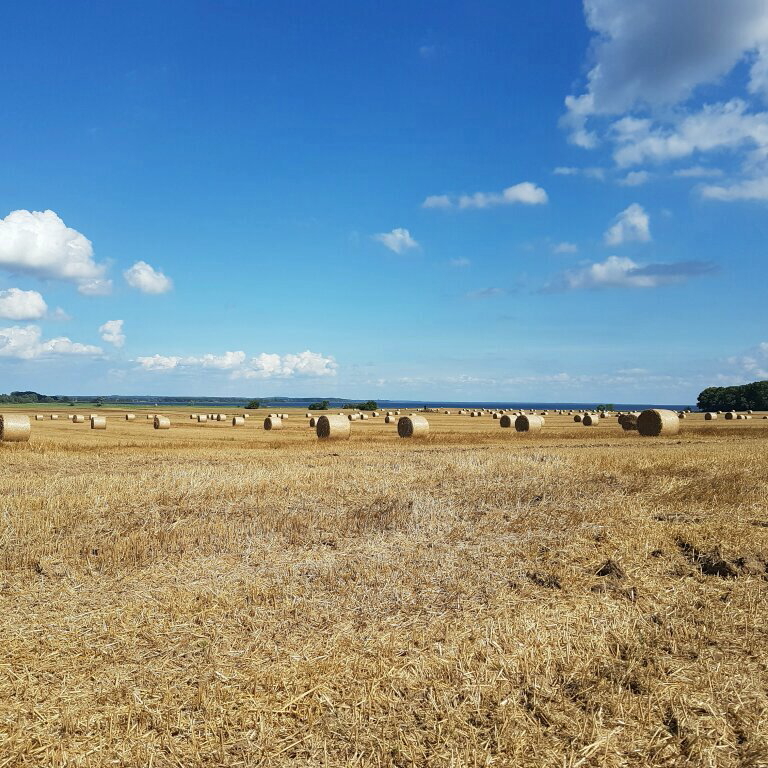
[99,319,125,348]
[0,209,109,293]
[0,288,47,320]
[123,261,173,294]
[0,324,102,359]
[546,255,716,291]
[372,228,419,254]
[235,350,337,379]
[562,2,768,194]
[136,349,336,379]
[421,182,548,210]
[604,203,651,246]
[618,170,652,186]
[700,176,768,200]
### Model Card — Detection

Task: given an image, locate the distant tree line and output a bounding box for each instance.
[0,391,63,404]
[697,380,768,411]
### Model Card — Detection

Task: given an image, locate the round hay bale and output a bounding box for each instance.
[280,413,289,419]
[372,412,379,417]
[316,414,351,440]
[309,416,319,427]
[89,414,98,420]
[217,414,227,422]
[444,410,450,415]
[704,412,717,420]
[573,414,583,423]
[264,416,282,430]
[190,414,197,420]
[35,414,44,421]
[243,414,249,419]
[360,414,369,420]
[748,409,753,414]
[348,414,360,421]
[725,411,736,420]
[197,414,208,422]
[125,413,136,421]
[232,416,245,426]
[493,412,500,419]
[499,414,513,428]
[305,412,312,418]
[386,411,393,416]
[73,415,85,423]
[618,413,638,431]
[398,415,429,438]
[582,413,599,426]
[736,413,745,420]
[637,409,680,437]
[50,414,59,420]
[745,414,753,420]
[599,412,608,419]
[67,414,74,420]
[0,414,31,442]
[384,415,397,424]
[154,416,170,430]
[678,412,687,419]
[146,414,153,420]
[90,416,106,430]
[515,414,543,433]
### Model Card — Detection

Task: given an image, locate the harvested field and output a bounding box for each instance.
[0,406,767,766]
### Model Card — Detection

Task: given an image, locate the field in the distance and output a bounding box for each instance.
[1,407,767,767]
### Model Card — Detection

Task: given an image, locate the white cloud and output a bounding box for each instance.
[123,261,173,294]
[99,319,125,348]
[372,228,419,254]
[547,255,715,291]
[564,1,768,126]
[0,324,102,359]
[0,209,109,293]
[135,354,181,371]
[421,195,452,209]
[553,166,606,180]
[604,203,651,246]
[673,165,724,178]
[235,350,337,379]
[562,2,768,195]
[727,341,768,379]
[78,278,113,296]
[136,349,336,379]
[421,182,548,210]
[553,242,578,254]
[0,288,47,320]
[458,182,548,209]
[618,170,651,186]
[700,176,768,200]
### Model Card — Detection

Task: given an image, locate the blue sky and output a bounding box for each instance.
[1,0,766,402]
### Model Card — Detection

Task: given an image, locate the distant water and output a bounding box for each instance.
[139,398,693,411]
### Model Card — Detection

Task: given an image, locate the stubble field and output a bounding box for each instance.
[0,407,766,767]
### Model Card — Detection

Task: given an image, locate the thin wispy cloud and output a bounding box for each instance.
[372,228,419,254]
[422,182,548,210]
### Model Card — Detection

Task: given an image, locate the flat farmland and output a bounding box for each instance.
[1,407,766,767]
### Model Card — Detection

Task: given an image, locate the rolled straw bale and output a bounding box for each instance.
[678,412,687,419]
[360,414,369,420]
[582,413,599,426]
[745,415,753,420]
[599,412,608,419]
[704,412,717,420]
[89,413,98,420]
[499,414,513,428]
[125,413,136,421]
[398,415,429,438]
[73,415,85,423]
[748,409,753,414]
[190,414,197,419]
[306,412,312,418]
[281,414,289,419]
[197,414,208,422]
[35,414,44,421]
[573,414,583,423]
[348,414,360,421]
[243,414,250,418]
[232,416,245,426]
[384,415,397,423]
[618,413,638,431]
[736,413,745,420]
[372,412,379,417]
[515,414,543,433]
[444,410,450,415]
[637,409,680,437]
[67,414,74,420]
[493,412,500,419]
[50,414,59,420]
[471,411,478,417]
[264,416,282,430]
[154,416,170,430]
[763,416,768,420]
[0,414,31,442]
[316,414,351,440]
[725,411,736,420]
[90,416,106,430]
[386,411,393,416]
[217,414,227,422]
[309,416,319,427]
[395,410,401,415]
[146,414,153,420]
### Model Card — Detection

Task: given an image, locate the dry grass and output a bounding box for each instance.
[0,407,767,766]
